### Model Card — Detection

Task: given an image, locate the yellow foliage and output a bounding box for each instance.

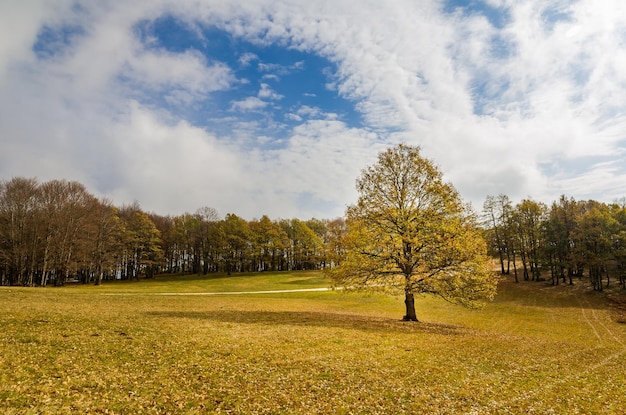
[326,144,498,312]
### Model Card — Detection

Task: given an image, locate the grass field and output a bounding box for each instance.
[1,271,625,414]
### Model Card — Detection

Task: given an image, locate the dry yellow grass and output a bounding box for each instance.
[0,273,625,414]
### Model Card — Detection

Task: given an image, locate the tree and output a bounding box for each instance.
[172,213,203,274]
[195,207,220,274]
[610,203,626,290]
[324,218,348,268]
[150,213,176,273]
[118,205,163,280]
[38,180,98,286]
[90,198,121,285]
[281,219,324,270]
[218,214,251,274]
[572,202,617,291]
[0,177,40,286]
[249,215,289,271]
[511,199,546,282]
[542,196,580,285]
[482,194,515,277]
[327,144,497,321]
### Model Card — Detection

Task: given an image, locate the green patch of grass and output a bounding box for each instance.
[1,272,625,413]
[74,270,329,294]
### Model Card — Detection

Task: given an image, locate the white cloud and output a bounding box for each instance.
[253,119,384,218]
[230,96,267,112]
[286,113,302,122]
[125,49,234,95]
[109,102,249,215]
[258,82,283,100]
[297,105,323,118]
[3,0,626,220]
[261,74,280,82]
[0,1,66,79]
[257,60,306,76]
[238,52,258,67]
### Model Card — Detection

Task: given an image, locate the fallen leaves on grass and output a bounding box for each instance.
[0,280,625,414]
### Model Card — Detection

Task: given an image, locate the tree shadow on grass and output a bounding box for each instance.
[146,310,470,336]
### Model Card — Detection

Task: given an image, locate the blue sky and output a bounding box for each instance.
[130,15,362,142]
[2,0,626,219]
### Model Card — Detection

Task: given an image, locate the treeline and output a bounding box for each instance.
[6,176,626,292]
[483,194,626,291]
[0,177,345,286]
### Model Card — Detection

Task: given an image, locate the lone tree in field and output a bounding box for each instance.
[328,144,497,321]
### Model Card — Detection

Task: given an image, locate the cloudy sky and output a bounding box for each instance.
[2,1,626,219]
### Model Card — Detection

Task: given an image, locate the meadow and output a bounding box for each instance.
[1,271,625,414]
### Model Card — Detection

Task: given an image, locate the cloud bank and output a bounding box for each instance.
[1,0,626,219]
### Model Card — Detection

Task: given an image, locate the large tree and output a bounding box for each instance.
[38,180,98,286]
[327,144,497,321]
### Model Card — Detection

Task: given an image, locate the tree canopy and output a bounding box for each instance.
[482,194,626,291]
[326,144,498,321]
[0,178,331,286]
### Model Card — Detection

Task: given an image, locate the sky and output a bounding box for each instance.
[2,0,626,220]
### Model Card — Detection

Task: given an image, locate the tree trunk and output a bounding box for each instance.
[499,250,506,275]
[403,291,418,322]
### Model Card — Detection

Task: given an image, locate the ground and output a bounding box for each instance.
[0,272,625,414]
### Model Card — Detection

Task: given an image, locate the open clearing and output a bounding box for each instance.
[1,272,625,414]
